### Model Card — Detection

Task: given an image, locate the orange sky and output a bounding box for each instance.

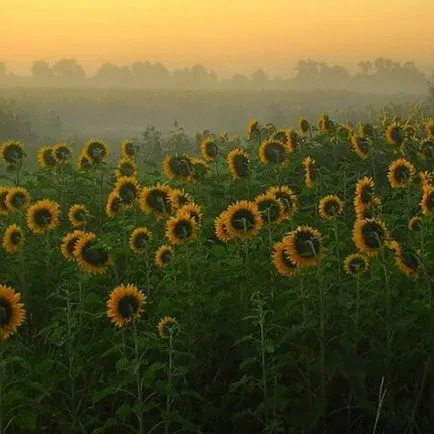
[2,0,434,76]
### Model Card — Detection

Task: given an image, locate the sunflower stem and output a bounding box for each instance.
[164,331,174,434]
[317,269,326,411]
[355,277,361,337]
[133,320,144,434]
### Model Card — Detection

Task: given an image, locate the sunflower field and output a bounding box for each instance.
[0,114,433,433]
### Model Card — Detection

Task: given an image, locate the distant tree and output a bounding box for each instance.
[31,60,54,82]
[93,63,132,84]
[251,69,268,87]
[357,61,373,75]
[319,64,350,89]
[131,61,170,86]
[52,59,86,82]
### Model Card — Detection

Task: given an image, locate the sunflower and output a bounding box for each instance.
[0,187,10,216]
[388,241,420,278]
[83,139,108,163]
[157,316,179,339]
[227,149,250,179]
[115,158,137,179]
[120,140,136,159]
[52,143,72,165]
[214,212,232,243]
[419,138,434,160]
[298,117,310,135]
[426,118,434,138]
[73,232,112,274]
[128,227,152,254]
[178,203,203,226]
[255,193,285,225]
[114,176,140,207]
[107,284,146,328]
[200,138,219,161]
[272,240,298,277]
[408,216,422,232]
[386,123,404,146]
[165,211,197,245]
[247,118,259,140]
[359,122,375,138]
[191,157,209,181]
[0,284,25,340]
[352,218,390,256]
[26,199,60,235]
[419,171,433,188]
[139,184,172,218]
[2,225,24,255]
[303,157,315,189]
[258,140,288,165]
[155,244,174,268]
[105,191,123,218]
[60,230,86,261]
[162,154,193,182]
[223,201,263,240]
[77,152,93,170]
[318,195,344,220]
[68,204,90,228]
[318,114,334,134]
[37,146,57,169]
[420,184,434,216]
[5,187,30,211]
[353,177,381,219]
[343,253,370,277]
[404,124,416,139]
[266,185,297,219]
[337,124,352,141]
[1,141,25,167]
[350,134,371,160]
[168,188,193,209]
[283,226,324,268]
[387,158,415,189]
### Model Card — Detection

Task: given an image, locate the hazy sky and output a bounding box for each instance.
[2,0,434,77]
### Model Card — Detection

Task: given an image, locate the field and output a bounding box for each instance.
[0,114,433,433]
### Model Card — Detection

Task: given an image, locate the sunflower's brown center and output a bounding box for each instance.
[410,218,421,232]
[55,146,71,162]
[230,209,256,232]
[258,199,281,223]
[11,193,26,208]
[422,140,434,158]
[425,192,434,210]
[160,249,172,264]
[109,196,122,213]
[82,242,109,266]
[401,251,419,272]
[3,144,23,164]
[300,120,309,133]
[87,143,106,162]
[73,209,86,222]
[356,138,370,154]
[205,142,218,158]
[10,230,22,246]
[324,199,341,216]
[169,157,192,178]
[294,231,321,258]
[389,126,403,144]
[361,124,374,137]
[348,257,367,274]
[80,156,92,169]
[119,183,137,204]
[117,295,138,318]
[119,163,135,177]
[34,209,52,227]
[233,155,249,178]
[393,165,410,184]
[173,219,194,239]
[147,190,171,214]
[177,195,190,207]
[272,131,287,144]
[43,150,57,167]
[360,185,374,204]
[123,143,135,157]
[361,221,386,248]
[264,141,286,163]
[0,299,12,327]
[133,232,149,249]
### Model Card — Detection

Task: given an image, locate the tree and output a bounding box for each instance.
[93,63,132,84]
[52,59,86,83]
[31,60,54,82]
[251,69,268,87]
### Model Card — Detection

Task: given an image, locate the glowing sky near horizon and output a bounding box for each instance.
[2,0,434,76]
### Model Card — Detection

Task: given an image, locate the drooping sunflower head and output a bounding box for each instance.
[200,138,219,161]
[83,139,108,164]
[352,218,390,256]
[120,140,136,159]
[37,146,57,169]
[258,140,288,165]
[168,188,193,210]
[350,134,371,160]
[2,225,25,255]
[165,211,197,245]
[0,187,10,216]
[419,171,433,188]
[105,191,123,218]
[404,124,416,139]
[115,157,137,179]
[303,157,315,189]
[162,154,193,182]
[247,118,259,140]
[420,184,434,216]
[318,114,335,134]
[337,124,352,141]
[114,176,140,206]
[387,158,415,189]
[190,157,209,181]
[26,199,60,235]
[128,227,152,254]
[343,253,370,277]
[318,195,344,220]
[139,184,173,218]
[298,117,310,135]
[408,216,422,232]
[0,285,25,340]
[272,240,298,277]
[68,204,90,228]
[353,177,380,218]
[52,143,73,165]
[77,152,93,170]
[107,284,146,328]
[214,211,232,243]
[1,141,25,167]
[426,118,434,138]
[255,193,285,225]
[419,138,434,160]
[223,200,263,240]
[155,244,174,268]
[386,123,404,146]
[73,232,112,274]
[60,230,86,261]
[5,187,30,211]
[227,148,250,179]
[359,122,375,138]
[157,316,179,339]
[388,242,420,278]
[284,225,324,268]
[266,185,297,219]
[178,203,203,226]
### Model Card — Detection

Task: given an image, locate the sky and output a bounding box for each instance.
[1,0,434,77]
